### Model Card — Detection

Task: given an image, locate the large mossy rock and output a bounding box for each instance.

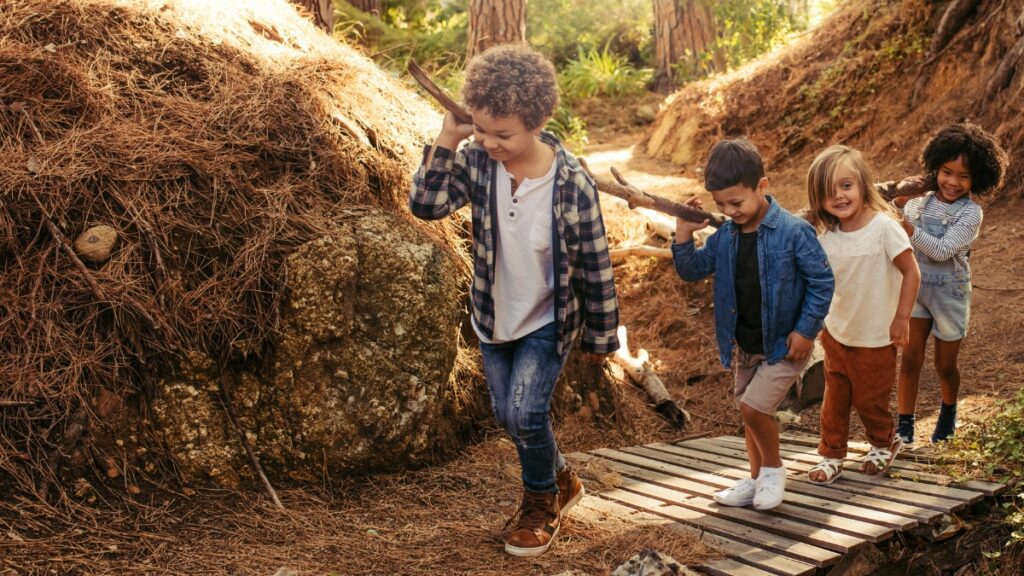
[151,213,468,486]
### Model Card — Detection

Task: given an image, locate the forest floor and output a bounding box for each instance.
[3,106,1023,576]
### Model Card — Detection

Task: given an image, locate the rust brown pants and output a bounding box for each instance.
[818,328,896,459]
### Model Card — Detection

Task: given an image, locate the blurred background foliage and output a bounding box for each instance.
[331,0,839,152]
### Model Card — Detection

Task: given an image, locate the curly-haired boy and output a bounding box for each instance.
[409,44,620,558]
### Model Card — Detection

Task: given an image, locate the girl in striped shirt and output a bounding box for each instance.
[895,123,1008,444]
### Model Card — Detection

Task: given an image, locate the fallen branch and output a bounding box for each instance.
[876,173,936,201]
[407,60,472,125]
[583,161,725,227]
[611,325,689,430]
[219,375,285,510]
[609,245,672,265]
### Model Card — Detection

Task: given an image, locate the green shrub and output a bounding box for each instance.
[528,0,652,67]
[947,387,1024,547]
[559,45,651,101]
[545,106,588,156]
[714,0,801,68]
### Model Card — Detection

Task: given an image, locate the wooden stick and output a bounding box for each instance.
[581,160,726,227]
[219,375,285,510]
[611,325,689,430]
[407,60,472,125]
[609,246,672,265]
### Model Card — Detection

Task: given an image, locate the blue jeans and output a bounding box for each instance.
[480,322,568,494]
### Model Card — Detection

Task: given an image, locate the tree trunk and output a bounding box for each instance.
[653,0,720,92]
[349,0,382,17]
[467,0,527,59]
[290,0,334,33]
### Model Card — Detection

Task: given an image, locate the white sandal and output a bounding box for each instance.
[807,457,843,485]
[861,436,903,475]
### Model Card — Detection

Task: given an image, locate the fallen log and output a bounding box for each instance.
[609,245,672,265]
[611,325,689,430]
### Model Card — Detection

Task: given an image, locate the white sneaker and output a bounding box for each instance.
[712,477,756,507]
[753,466,786,510]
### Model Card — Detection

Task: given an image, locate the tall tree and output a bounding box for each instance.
[652,0,721,92]
[290,0,334,32]
[349,0,383,17]
[467,0,527,59]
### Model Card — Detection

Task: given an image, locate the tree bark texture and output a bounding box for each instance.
[467,0,527,59]
[653,0,720,92]
[290,0,334,32]
[349,0,382,17]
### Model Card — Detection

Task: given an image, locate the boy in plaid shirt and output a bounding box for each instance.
[409,44,619,557]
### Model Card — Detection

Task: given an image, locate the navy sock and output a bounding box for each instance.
[932,402,957,443]
[897,413,915,443]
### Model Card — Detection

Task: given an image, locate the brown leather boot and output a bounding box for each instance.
[556,465,585,514]
[504,490,560,557]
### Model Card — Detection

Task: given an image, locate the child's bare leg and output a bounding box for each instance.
[896,318,932,413]
[740,402,781,474]
[743,425,762,479]
[933,338,963,404]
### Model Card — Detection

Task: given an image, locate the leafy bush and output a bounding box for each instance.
[947,387,1024,547]
[545,105,588,156]
[714,0,802,68]
[559,45,651,101]
[528,0,653,67]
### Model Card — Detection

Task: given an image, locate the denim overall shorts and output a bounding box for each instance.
[908,193,973,341]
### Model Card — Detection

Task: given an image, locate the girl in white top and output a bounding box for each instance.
[805,145,921,485]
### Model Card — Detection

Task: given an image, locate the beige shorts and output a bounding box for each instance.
[734,349,807,415]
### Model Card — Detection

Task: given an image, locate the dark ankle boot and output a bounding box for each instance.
[932,403,957,443]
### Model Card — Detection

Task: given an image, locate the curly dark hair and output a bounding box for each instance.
[922,123,1009,195]
[462,44,558,130]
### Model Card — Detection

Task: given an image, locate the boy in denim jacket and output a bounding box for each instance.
[673,139,833,510]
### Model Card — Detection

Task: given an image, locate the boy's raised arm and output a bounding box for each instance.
[409,112,474,220]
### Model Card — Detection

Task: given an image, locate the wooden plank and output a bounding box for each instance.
[598,487,841,568]
[586,447,916,531]
[675,438,970,512]
[627,443,940,525]
[714,435,987,502]
[576,496,813,576]
[592,449,883,548]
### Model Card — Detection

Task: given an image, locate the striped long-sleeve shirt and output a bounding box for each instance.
[902,193,982,275]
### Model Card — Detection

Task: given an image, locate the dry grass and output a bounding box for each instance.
[0,421,718,576]
[0,0,459,495]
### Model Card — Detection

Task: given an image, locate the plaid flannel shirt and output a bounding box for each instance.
[409,131,620,357]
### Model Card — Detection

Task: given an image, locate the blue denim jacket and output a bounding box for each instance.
[672,196,834,368]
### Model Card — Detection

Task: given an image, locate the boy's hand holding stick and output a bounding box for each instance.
[407,59,725,228]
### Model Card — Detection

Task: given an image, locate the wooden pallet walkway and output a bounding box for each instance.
[568,433,1005,576]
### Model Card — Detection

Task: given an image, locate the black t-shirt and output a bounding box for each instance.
[734,230,764,355]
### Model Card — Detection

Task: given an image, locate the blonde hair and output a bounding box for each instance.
[806,145,895,232]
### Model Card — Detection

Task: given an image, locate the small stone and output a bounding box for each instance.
[72,225,118,262]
